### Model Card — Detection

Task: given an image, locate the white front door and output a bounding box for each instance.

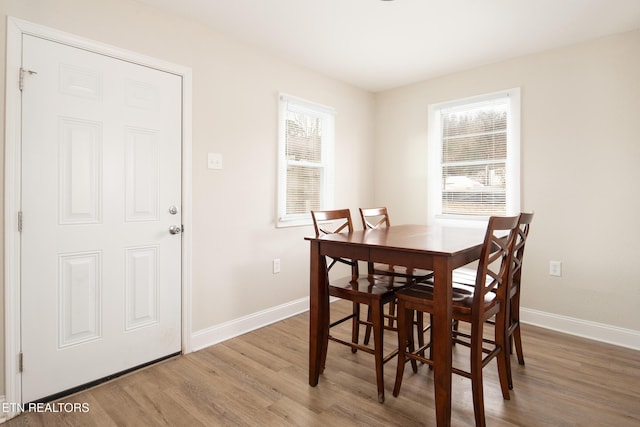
[20,34,183,403]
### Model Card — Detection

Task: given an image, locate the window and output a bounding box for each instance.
[428,89,520,224]
[277,94,335,227]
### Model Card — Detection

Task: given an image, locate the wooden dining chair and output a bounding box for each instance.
[311,209,410,403]
[359,207,434,283]
[504,212,534,387]
[450,212,535,389]
[359,207,433,347]
[393,215,519,427]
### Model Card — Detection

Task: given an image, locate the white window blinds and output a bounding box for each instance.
[441,97,508,216]
[429,89,520,221]
[277,94,335,227]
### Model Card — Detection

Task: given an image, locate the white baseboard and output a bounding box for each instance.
[190,299,640,354]
[521,308,640,351]
[190,297,310,352]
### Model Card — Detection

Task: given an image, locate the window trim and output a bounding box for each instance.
[277,93,335,228]
[427,88,521,226]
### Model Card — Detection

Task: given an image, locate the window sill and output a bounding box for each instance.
[276,216,313,228]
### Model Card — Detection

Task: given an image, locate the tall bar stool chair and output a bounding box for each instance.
[311,209,409,403]
[359,207,433,347]
[450,212,535,389]
[393,215,519,427]
[504,212,534,387]
[359,207,433,283]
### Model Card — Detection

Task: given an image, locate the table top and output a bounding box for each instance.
[306,224,488,256]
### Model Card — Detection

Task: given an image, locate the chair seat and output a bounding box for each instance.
[329,275,407,297]
[411,282,496,307]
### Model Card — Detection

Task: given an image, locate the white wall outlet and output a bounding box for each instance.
[549,260,562,277]
[273,258,281,274]
[207,152,223,169]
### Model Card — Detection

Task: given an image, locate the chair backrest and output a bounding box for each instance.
[360,207,401,275]
[512,212,534,286]
[311,209,354,237]
[359,207,391,230]
[310,209,358,278]
[472,215,520,312]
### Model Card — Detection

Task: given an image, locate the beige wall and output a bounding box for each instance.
[0,0,376,390]
[374,30,640,331]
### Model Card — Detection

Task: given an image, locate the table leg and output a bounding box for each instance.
[309,240,328,386]
[432,258,453,426]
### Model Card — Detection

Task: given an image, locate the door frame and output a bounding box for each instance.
[4,17,193,414]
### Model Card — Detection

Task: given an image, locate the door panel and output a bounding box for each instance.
[20,34,182,403]
[59,251,102,347]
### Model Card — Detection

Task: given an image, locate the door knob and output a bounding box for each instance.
[169,225,182,235]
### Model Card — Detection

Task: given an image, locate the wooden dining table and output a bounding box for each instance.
[306,223,489,427]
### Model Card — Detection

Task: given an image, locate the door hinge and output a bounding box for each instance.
[19,68,38,91]
[18,211,23,232]
[19,352,23,373]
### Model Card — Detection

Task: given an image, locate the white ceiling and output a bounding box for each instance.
[138,0,640,92]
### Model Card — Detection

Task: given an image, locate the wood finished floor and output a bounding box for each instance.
[6,300,640,426]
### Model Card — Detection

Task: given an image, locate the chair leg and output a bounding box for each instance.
[365,300,396,346]
[416,311,425,352]
[505,336,514,391]
[470,322,487,427]
[513,324,524,365]
[388,300,396,328]
[364,306,373,345]
[351,302,360,353]
[511,293,525,366]
[452,319,459,345]
[429,314,434,369]
[495,310,512,398]
[393,300,411,397]
[371,301,385,403]
[504,302,514,390]
[320,298,330,373]
[408,310,418,374]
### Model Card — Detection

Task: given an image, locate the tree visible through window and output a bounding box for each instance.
[277,95,334,227]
